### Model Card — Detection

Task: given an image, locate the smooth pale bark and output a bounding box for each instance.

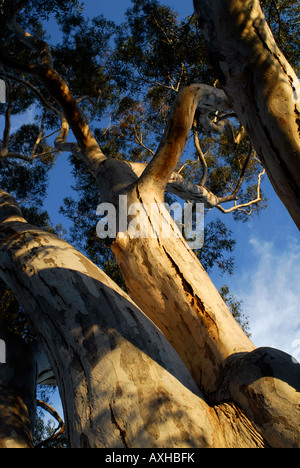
[112,186,255,392]
[138,85,231,197]
[193,0,300,229]
[214,347,300,448]
[1,10,299,447]
[109,85,300,448]
[106,85,254,393]
[0,189,267,448]
[111,185,300,448]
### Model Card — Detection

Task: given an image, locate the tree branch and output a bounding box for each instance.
[54,116,98,169]
[129,161,227,208]
[35,400,65,448]
[192,119,208,185]
[0,16,107,176]
[216,168,265,214]
[137,83,231,196]
[193,0,300,229]
[7,11,53,68]
[0,71,62,118]
[230,144,254,198]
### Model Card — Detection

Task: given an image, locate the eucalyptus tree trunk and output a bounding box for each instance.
[1,4,300,448]
[193,0,300,229]
[0,189,267,449]
[3,189,299,448]
[107,86,300,448]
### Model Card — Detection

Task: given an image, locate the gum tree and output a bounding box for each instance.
[193,0,300,228]
[0,0,299,448]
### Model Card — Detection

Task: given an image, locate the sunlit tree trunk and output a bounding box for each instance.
[1,4,300,447]
[108,87,300,448]
[193,0,300,229]
[0,189,267,449]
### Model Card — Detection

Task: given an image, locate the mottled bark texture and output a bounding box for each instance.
[0,1,300,447]
[0,189,266,449]
[193,0,300,229]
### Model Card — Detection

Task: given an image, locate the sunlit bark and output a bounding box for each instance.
[0,189,263,449]
[0,1,300,448]
[193,0,300,229]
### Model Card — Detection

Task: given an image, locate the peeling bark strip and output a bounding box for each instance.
[193,0,300,229]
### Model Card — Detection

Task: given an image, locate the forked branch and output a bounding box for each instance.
[0,12,107,176]
[138,83,231,196]
[134,83,262,213]
[35,400,65,448]
[216,168,265,214]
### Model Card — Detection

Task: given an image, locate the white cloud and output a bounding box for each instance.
[233,236,300,358]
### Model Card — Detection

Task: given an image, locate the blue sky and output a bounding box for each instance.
[50,0,300,359]
[1,1,300,413]
[82,0,193,22]
[3,0,300,359]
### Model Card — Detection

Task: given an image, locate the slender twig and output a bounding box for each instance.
[0,71,62,118]
[30,112,45,159]
[216,168,265,214]
[177,159,199,175]
[230,144,254,197]
[131,122,155,156]
[192,119,208,185]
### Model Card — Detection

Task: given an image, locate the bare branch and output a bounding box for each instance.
[131,122,155,156]
[230,144,254,197]
[192,119,208,185]
[216,168,265,214]
[35,400,65,448]
[177,159,199,175]
[54,117,82,155]
[129,161,227,208]
[1,17,106,176]
[53,116,103,171]
[167,170,223,207]
[0,71,62,118]
[7,19,53,68]
[234,125,246,147]
[30,112,45,159]
[137,83,231,196]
